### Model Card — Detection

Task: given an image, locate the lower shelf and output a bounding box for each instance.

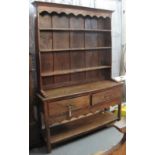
[48,112,117,144]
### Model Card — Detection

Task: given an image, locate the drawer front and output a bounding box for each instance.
[91,98,121,113]
[48,95,90,123]
[92,86,122,105]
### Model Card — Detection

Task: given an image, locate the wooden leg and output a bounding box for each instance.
[117,104,121,121]
[46,127,51,153]
[43,103,52,153]
[36,99,44,146]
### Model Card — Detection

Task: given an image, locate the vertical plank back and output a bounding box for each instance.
[38,7,112,90]
[70,15,85,83]
[52,13,70,85]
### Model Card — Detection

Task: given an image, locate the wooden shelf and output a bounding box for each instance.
[49,112,117,144]
[40,47,111,52]
[41,65,111,77]
[40,28,111,32]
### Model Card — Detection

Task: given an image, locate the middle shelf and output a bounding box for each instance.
[39,28,111,32]
[41,65,111,77]
[40,47,112,52]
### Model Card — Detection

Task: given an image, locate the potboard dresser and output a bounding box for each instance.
[33,1,123,153]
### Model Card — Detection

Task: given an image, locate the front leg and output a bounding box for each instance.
[117,104,121,121]
[43,103,52,153]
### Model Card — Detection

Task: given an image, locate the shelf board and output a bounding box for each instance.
[40,47,111,52]
[41,65,111,77]
[40,28,111,32]
[49,112,117,144]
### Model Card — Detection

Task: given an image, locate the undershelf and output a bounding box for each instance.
[49,112,117,144]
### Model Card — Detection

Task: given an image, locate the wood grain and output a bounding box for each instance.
[52,14,70,84]
[41,53,53,73]
[48,95,89,116]
[41,66,111,77]
[70,15,85,82]
[92,87,122,105]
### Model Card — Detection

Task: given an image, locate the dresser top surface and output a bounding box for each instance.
[38,80,122,101]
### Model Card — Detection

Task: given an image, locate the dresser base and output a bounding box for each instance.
[43,111,118,152]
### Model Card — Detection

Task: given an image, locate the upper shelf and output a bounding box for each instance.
[39,28,111,32]
[40,47,112,52]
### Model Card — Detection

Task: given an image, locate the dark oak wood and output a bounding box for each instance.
[48,98,121,125]
[29,54,43,148]
[33,1,122,153]
[92,86,122,105]
[48,95,89,117]
[117,104,122,121]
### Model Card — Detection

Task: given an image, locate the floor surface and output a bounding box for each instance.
[30,127,123,155]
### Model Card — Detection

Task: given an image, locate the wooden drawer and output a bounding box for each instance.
[92,86,122,105]
[91,98,121,113]
[48,96,90,123]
